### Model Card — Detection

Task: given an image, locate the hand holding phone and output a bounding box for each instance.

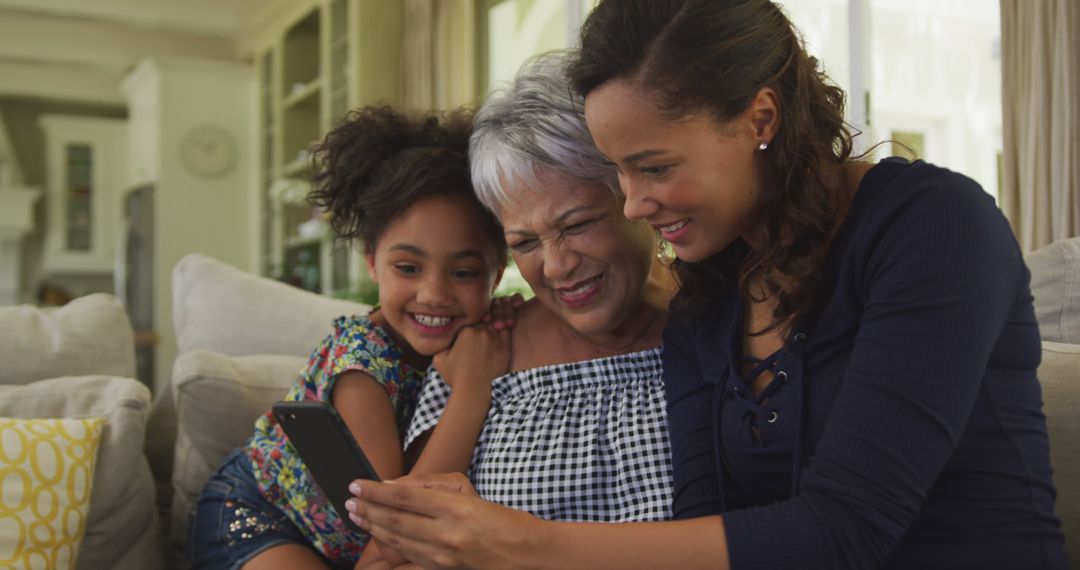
[272,400,380,532]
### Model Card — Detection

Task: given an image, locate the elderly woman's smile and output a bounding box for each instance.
[555,274,604,306]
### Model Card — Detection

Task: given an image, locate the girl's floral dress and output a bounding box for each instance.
[244,312,424,564]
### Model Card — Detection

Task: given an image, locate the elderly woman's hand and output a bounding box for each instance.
[345,473,545,570]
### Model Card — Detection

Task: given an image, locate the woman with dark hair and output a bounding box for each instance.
[347,1,1068,568]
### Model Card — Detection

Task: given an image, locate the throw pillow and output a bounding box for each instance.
[172,253,368,357]
[168,350,306,549]
[0,417,105,569]
[0,294,136,386]
[1026,236,1080,343]
[0,376,163,570]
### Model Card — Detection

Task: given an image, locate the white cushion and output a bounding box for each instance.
[0,376,163,570]
[172,253,368,357]
[1026,237,1080,344]
[169,350,306,549]
[1039,341,1080,565]
[0,294,135,385]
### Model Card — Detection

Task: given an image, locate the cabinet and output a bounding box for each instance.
[122,57,255,394]
[38,115,127,276]
[257,0,402,301]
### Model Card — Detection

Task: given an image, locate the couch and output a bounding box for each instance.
[159,245,1080,566]
[3,237,1076,568]
[1022,237,1080,565]
[0,257,367,569]
[156,253,368,566]
[0,294,164,569]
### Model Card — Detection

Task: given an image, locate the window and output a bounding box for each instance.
[780,0,1002,199]
[65,144,93,251]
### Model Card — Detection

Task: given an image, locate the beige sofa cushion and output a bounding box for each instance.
[166,253,368,560]
[172,253,368,357]
[1027,237,1080,344]
[0,294,135,385]
[169,350,306,549]
[1039,341,1080,564]
[0,376,163,570]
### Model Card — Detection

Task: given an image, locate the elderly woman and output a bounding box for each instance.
[396,50,676,526]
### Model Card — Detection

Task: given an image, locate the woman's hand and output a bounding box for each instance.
[356,553,424,570]
[346,473,545,570]
[356,562,423,570]
[483,293,525,331]
[434,323,511,393]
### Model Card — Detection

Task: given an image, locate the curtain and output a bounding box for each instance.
[401,0,476,111]
[1000,0,1080,252]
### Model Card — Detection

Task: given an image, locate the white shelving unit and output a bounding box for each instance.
[257,0,403,300]
[38,115,128,276]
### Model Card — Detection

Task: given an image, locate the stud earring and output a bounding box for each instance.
[758,142,769,151]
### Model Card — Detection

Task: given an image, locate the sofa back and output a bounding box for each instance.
[173,253,367,357]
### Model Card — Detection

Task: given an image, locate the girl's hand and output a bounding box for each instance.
[433,323,510,392]
[346,474,543,570]
[483,293,525,331]
[354,538,410,569]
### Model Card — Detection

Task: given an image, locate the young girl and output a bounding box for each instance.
[188,106,512,570]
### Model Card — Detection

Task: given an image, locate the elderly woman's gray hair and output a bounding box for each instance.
[470,49,618,213]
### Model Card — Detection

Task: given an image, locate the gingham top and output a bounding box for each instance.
[404,347,673,522]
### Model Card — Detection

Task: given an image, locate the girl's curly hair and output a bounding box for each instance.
[308,105,506,264]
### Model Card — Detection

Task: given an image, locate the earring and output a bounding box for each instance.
[758,142,769,151]
[656,236,677,268]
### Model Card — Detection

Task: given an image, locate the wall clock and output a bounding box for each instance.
[179,125,237,178]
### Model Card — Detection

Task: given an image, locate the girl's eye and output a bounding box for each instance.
[394,263,420,275]
[453,269,482,279]
[510,239,538,253]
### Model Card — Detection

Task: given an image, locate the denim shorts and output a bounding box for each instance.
[188,449,347,570]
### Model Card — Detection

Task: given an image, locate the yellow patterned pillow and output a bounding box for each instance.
[0,417,105,570]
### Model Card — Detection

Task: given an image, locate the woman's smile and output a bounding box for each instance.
[555,274,605,307]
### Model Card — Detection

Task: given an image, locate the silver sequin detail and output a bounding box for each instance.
[224,505,281,544]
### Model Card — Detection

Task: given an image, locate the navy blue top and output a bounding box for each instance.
[663,158,1067,569]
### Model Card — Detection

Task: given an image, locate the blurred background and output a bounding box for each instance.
[0,0,1017,388]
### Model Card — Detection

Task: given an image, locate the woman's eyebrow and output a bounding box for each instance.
[552,206,594,225]
[623,149,666,164]
[503,205,599,237]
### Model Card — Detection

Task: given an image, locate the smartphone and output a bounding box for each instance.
[271,400,381,532]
